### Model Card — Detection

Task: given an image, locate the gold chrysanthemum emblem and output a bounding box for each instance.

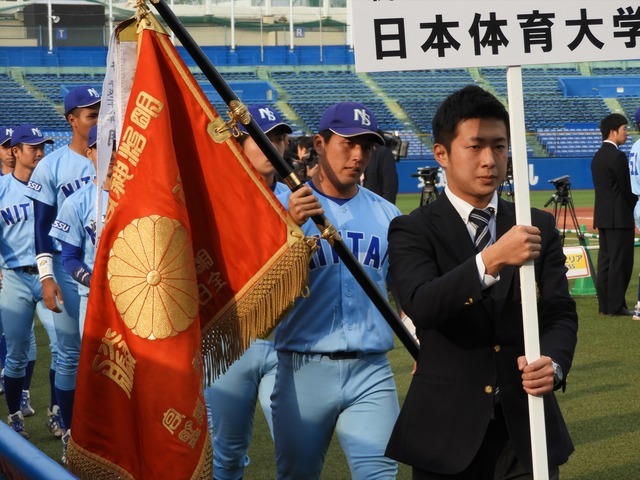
[107,215,199,340]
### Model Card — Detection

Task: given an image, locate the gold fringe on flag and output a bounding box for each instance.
[68,434,213,480]
[201,234,316,384]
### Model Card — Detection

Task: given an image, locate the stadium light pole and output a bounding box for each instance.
[317,8,323,63]
[288,0,293,52]
[260,7,264,63]
[230,0,235,51]
[47,0,53,53]
[108,0,113,35]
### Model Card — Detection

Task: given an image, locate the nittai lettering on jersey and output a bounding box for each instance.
[52,219,70,233]
[85,220,97,246]
[1,203,30,226]
[309,231,388,271]
[27,180,42,192]
[61,176,93,198]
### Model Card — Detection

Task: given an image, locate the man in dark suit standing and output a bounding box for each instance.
[363,140,399,203]
[385,86,578,479]
[591,113,636,316]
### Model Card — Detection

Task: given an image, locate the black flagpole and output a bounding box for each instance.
[149,0,419,360]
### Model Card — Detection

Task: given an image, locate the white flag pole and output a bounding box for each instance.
[506,65,549,480]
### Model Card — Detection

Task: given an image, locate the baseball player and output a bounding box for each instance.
[0,125,46,420]
[25,86,100,447]
[0,126,16,175]
[49,125,112,337]
[629,107,640,320]
[0,124,63,439]
[0,125,13,396]
[203,105,291,480]
[272,101,401,479]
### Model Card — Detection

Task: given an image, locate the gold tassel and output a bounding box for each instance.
[201,236,315,384]
[67,432,213,479]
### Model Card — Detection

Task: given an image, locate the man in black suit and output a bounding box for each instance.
[363,142,399,203]
[591,113,636,316]
[385,86,578,479]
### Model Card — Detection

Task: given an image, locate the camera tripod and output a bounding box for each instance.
[498,173,514,201]
[543,180,597,284]
[411,167,441,206]
[498,158,514,201]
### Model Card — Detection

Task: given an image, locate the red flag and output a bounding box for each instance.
[67,15,310,479]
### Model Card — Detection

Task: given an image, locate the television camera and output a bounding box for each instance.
[382,131,409,161]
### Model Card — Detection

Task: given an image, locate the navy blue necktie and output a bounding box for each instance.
[469,208,494,251]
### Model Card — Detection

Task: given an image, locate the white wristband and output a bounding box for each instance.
[401,314,418,342]
[36,253,54,281]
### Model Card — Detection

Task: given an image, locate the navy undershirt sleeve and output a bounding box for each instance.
[33,200,56,255]
[60,240,92,287]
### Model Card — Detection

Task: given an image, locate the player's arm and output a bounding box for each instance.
[60,241,92,287]
[33,199,55,255]
[33,199,63,312]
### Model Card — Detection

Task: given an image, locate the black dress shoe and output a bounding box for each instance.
[609,308,633,316]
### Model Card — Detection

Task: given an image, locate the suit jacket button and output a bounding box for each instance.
[494,345,501,352]
[464,298,474,306]
[484,385,493,394]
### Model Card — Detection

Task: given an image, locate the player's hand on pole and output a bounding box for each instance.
[517,355,555,397]
[41,277,64,313]
[481,225,541,276]
[288,185,324,225]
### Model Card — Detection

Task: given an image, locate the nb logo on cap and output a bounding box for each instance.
[353,109,371,127]
[31,127,43,137]
[4,128,13,137]
[258,108,277,122]
[87,88,100,98]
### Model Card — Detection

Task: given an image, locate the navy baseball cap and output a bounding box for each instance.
[240,105,292,135]
[318,102,385,145]
[88,125,98,148]
[0,126,14,146]
[64,85,101,115]
[11,124,54,147]
[635,107,640,125]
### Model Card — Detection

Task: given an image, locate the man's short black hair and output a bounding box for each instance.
[297,135,314,150]
[432,85,510,151]
[599,113,628,141]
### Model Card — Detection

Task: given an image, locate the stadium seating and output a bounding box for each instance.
[2,65,639,159]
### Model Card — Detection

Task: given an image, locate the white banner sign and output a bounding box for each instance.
[352,1,640,72]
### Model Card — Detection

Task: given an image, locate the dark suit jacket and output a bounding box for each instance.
[363,145,398,204]
[591,141,636,229]
[385,196,578,475]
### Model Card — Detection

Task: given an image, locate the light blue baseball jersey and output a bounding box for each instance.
[629,138,640,228]
[275,185,401,354]
[273,181,289,197]
[630,138,640,195]
[26,145,95,207]
[49,184,108,296]
[26,145,95,251]
[0,174,37,268]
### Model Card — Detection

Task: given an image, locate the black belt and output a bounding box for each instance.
[323,351,359,360]
[11,266,39,275]
[286,351,360,360]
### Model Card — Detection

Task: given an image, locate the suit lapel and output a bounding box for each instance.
[430,195,477,265]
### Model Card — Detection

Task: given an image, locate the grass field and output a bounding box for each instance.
[3,190,640,478]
